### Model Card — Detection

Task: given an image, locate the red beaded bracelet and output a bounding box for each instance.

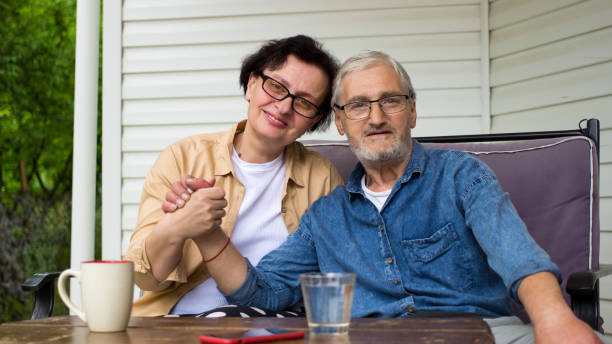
[202,237,231,263]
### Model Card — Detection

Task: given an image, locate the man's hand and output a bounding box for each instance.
[533,309,603,344]
[519,272,603,344]
[162,175,215,212]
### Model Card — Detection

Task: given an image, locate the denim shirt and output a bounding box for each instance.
[226,141,561,318]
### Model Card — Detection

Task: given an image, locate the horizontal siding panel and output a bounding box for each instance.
[411,116,482,136]
[123,43,260,73]
[123,152,160,178]
[602,145,612,164]
[123,70,241,99]
[123,179,145,204]
[417,89,481,117]
[602,164,612,197]
[124,33,482,74]
[123,123,234,152]
[490,96,612,133]
[124,0,480,20]
[123,6,480,47]
[491,61,612,115]
[122,230,133,256]
[600,231,612,264]
[406,61,481,89]
[602,278,612,303]
[600,300,612,335]
[123,62,480,100]
[490,0,612,58]
[603,198,612,231]
[491,27,612,87]
[123,97,247,125]
[122,205,139,229]
[489,0,583,30]
[324,33,481,63]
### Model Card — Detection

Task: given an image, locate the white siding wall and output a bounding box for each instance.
[116,0,488,252]
[489,0,612,335]
[103,0,611,329]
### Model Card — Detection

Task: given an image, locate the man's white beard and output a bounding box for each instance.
[347,126,412,165]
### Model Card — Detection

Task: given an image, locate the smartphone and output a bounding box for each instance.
[199,328,304,344]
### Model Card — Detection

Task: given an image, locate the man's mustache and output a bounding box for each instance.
[362,125,396,137]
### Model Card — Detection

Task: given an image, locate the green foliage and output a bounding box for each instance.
[0,0,77,201]
[0,194,71,322]
[0,0,104,323]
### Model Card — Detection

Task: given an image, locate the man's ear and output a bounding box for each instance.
[334,110,345,136]
[409,101,417,129]
[245,73,258,101]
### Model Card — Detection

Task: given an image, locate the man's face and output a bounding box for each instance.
[334,64,416,165]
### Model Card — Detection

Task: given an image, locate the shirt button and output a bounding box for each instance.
[386,258,393,264]
[408,307,414,313]
[392,280,399,285]
[379,225,384,231]
[281,208,287,213]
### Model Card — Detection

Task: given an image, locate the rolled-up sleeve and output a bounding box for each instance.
[124,145,188,291]
[460,160,561,306]
[225,213,321,310]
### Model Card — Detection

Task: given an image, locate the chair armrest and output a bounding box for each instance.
[566,264,612,295]
[22,272,60,320]
[565,264,612,332]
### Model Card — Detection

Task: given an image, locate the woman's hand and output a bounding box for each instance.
[145,175,226,282]
[161,175,215,213]
[158,186,228,240]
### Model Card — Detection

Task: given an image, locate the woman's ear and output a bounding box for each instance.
[245,73,258,101]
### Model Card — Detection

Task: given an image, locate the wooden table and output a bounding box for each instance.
[0,316,494,343]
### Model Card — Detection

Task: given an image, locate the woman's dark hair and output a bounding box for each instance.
[239,35,339,133]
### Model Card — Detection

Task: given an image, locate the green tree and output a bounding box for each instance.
[0,0,76,201]
[0,0,103,323]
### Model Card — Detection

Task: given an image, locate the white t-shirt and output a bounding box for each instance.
[171,148,289,314]
[361,175,392,212]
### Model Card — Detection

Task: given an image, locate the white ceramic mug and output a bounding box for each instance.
[57,260,134,332]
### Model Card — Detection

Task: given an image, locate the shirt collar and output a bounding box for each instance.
[346,140,425,196]
[212,120,246,177]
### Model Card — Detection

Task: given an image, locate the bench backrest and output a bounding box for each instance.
[303,135,600,307]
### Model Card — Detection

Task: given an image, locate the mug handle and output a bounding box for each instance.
[57,269,87,323]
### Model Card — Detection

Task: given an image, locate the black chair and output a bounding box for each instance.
[303,118,609,332]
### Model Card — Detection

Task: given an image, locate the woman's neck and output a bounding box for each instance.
[234,129,284,163]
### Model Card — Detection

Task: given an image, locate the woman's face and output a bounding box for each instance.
[244,55,329,148]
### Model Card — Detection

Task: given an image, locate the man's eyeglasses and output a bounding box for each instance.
[260,74,321,119]
[334,92,414,120]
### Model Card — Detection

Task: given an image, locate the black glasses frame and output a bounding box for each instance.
[260,74,321,119]
[334,92,415,120]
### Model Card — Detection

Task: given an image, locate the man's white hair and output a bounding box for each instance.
[331,50,416,106]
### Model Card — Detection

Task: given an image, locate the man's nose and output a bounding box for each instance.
[368,102,386,124]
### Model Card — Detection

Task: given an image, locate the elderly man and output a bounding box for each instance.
[165,51,603,343]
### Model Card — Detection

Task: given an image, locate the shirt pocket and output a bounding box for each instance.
[401,223,472,291]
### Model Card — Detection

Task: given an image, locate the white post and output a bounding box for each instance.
[70,0,100,307]
[102,0,123,261]
[480,0,491,134]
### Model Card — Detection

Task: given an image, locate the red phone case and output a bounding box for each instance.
[199,330,304,344]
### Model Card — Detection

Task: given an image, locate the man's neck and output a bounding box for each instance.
[362,149,413,192]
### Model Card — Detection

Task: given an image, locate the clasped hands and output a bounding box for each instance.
[157,175,227,241]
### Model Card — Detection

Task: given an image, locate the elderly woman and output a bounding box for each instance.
[125,35,343,316]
